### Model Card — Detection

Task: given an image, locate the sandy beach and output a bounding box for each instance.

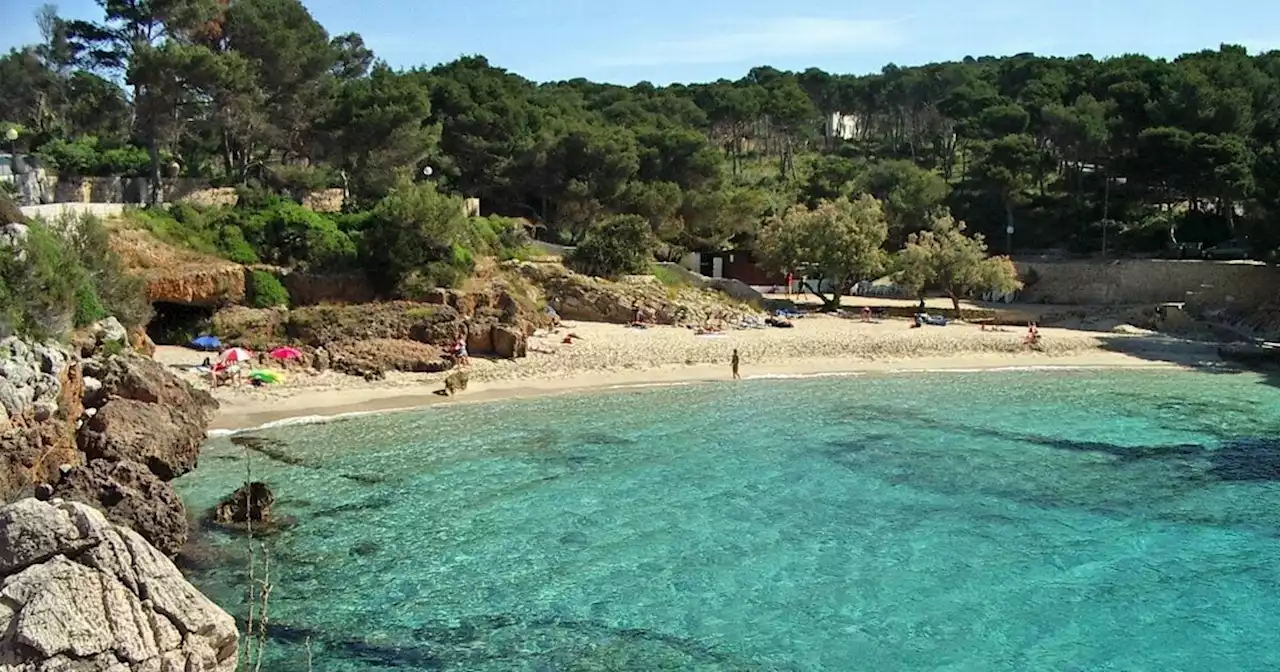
[157,314,1224,432]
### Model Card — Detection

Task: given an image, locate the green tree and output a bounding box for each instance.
[362,180,473,292]
[566,214,655,278]
[856,159,951,247]
[756,195,889,311]
[894,214,1022,312]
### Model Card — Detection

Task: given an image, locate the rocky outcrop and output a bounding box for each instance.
[0,338,85,497]
[326,339,451,377]
[285,301,462,347]
[110,228,245,307]
[515,261,760,327]
[53,459,189,556]
[3,335,218,556]
[213,482,274,527]
[0,498,239,671]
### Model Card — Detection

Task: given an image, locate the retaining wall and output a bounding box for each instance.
[1016,259,1279,310]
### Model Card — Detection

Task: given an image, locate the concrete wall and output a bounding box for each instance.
[20,203,127,221]
[1017,259,1280,310]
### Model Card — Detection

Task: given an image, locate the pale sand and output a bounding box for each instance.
[153,315,1223,432]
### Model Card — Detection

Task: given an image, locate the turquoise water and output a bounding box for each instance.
[175,368,1280,671]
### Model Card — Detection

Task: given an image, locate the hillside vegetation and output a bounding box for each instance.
[6,1,1280,319]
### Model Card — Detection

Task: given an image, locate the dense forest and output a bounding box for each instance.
[5,0,1280,266]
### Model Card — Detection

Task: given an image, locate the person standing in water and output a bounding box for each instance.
[731,349,741,380]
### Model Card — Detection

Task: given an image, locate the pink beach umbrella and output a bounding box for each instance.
[269,346,304,360]
[219,347,253,364]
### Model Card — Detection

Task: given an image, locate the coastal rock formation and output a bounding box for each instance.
[53,459,189,556]
[213,482,275,527]
[514,262,759,327]
[110,227,245,307]
[285,301,462,347]
[78,354,217,482]
[0,498,239,671]
[326,338,451,376]
[0,337,85,496]
[2,336,217,556]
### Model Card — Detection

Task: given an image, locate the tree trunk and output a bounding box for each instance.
[147,139,162,206]
[949,290,960,314]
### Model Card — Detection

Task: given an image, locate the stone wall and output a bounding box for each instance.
[1016,259,1280,310]
[20,202,128,221]
[53,177,129,203]
[167,179,239,208]
[300,187,344,213]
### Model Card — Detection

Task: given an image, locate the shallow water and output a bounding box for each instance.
[176,368,1280,671]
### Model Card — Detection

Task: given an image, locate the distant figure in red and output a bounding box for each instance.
[785,272,794,297]
[1024,322,1041,346]
[452,331,470,366]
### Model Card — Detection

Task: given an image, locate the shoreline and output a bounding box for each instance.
[205,350,1192,434]
[161,315,1229,434]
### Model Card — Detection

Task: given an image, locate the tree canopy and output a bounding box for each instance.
[5,2,1280,268]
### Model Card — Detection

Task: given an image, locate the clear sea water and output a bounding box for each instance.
[174,368,1280,671]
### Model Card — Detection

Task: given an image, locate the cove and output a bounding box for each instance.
[175,368,1280,671]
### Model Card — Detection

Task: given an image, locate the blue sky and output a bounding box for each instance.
[2,0,1278,84]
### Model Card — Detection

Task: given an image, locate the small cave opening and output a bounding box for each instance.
[147,302,216,346]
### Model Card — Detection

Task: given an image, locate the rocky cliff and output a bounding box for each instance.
[0,498,238,671]
[0,327,217,557]
[110,228,246,307]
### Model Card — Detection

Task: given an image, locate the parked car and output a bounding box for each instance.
[1204,239,1251,260]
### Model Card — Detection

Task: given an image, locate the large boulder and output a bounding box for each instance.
[0,498,238,671]
[493,325,527,359]
[285,301,462,347]
[78,399,208,481]
[84,353,217,419]
[212,482,275,528]
[514,261,760,327]
[53,459,189,556]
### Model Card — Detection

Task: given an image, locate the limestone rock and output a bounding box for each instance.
[84,354,216,420]
[78,400,207,481]
[91,318,128,347]
[54,460,189,556]
[326,339,450,376]
[128,326,156,358]
[212,482,274,527]
[0,498,238,672]
[493,325,527,359]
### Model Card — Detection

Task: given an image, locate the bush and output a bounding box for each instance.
[240,201,357,269]
[64,214,152,328]
[362,180,476,293]
[247,270,290,308]
[0,222,81,338]
[567,214,656,278]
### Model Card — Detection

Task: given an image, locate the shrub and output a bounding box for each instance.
[0,221,80,338]
[247,270,290,308]
[240,201,357,270]
[64,214,152,328]
[567,214,656,278]
[362,180,475,293]
[73,281,108,327]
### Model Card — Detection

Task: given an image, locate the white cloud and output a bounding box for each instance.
[597,16,908,68]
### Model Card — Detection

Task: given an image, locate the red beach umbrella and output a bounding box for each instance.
[269,346,304,360]
[219,347,253,363]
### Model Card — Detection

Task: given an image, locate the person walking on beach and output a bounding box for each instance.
[731,349,741,380]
